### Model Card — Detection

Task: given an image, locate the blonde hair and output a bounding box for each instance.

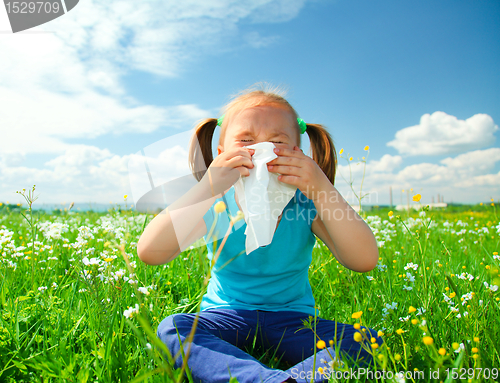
[188,84,337,185]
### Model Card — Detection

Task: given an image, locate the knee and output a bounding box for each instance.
[157,313,194,342]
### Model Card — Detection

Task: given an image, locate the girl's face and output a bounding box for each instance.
[217,104,299,155]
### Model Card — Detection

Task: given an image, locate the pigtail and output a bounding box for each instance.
[305,123,337,186]
[188,118,218,182]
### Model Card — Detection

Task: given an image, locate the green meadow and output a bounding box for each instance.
[0,192,499,382]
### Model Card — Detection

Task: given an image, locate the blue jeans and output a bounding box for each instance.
[157,309,382,383]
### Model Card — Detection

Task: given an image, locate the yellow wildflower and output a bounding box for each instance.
[371,343,379,349]
[354,323,361,330]
[408,306,417,313]
[412,194,421,202]
[349,157,353,161]
[474,337,479,342]
[452,342,460,350]
[353,332,363,342]
[316,340,326,349]
[351,311,363,319]
[214,201,226,213]
[472,347,478,353]
[124,195,128,199]
[339,148,344,155]
[396,329,404,335]
[423,336,433,345]
[318,367,324,375]
[364,145,369,151]
[377,331,384,337]
[388,211,394,217]
[394,354,401,361]
[438,348,446,356]
[411,319,418,325]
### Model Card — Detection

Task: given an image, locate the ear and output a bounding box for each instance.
[217,144,223,156]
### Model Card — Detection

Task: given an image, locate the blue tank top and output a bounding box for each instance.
[201,186,318,316]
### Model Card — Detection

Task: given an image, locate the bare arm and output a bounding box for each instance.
[266,146,378,272]
[137,176,216,265]
[311,183,379,272]
[137,147,255,266]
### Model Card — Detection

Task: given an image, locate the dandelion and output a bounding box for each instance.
[214,201,226,214]
[423,336,433,345]
[353,332,363,342]
[231,210,245,224]
[412,194,421,202]
[351,311,363,319]
[316,340,326,349]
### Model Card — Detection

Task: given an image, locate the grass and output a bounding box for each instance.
[0,198,499,382]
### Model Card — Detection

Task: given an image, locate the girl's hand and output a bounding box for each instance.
[204,147,255,196]
[267,146,330,201]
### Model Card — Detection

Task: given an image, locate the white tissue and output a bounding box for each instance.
[234,142,297,254]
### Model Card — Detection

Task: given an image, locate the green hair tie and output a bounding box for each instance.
[297,118,307,134]
[217,114,307,134]
[217,115,225,126]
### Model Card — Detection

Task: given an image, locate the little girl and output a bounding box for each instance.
[138,85,382,383]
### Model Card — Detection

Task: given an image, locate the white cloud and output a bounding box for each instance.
[0,145,133,203]
[0,0,305,158]
[440,148,500,173]
[0,0,311,204]
[387,111,498,156]
[368,154,403,173]
[334,147,500,205]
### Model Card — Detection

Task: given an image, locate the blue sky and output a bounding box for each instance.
[0,0,499,208]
